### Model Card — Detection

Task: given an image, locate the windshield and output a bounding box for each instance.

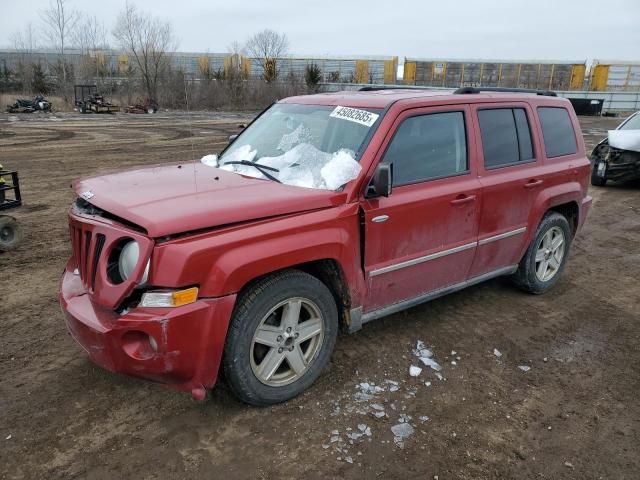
[620,112,640,130]
[215,103,382,190]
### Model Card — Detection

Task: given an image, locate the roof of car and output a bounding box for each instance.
[281,88,569,109]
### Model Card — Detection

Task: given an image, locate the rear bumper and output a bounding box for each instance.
[59,264,236,397]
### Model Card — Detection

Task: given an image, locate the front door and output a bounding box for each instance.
[361,105,481,312]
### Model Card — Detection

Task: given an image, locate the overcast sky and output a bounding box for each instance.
[1,0,639,62]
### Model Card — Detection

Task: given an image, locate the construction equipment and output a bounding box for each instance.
[0,165,22,251]
[6,95,52,113]
[74,85,120,114]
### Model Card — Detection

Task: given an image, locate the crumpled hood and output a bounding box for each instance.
[74,162,346,237]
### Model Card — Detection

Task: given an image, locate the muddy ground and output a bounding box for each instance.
[0,111,638,480]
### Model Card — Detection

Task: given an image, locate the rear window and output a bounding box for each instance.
[477,108,534,168]
[537,107,577,157]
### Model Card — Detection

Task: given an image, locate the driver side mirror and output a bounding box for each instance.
[366,162,393,198]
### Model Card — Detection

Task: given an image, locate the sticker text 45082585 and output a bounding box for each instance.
[329,106,380,127]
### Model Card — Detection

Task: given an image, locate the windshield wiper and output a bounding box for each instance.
[221,160,281,183]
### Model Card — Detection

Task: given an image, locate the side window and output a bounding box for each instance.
[537,107,578,158]
[477,108,534,169]
[383,111,468,186]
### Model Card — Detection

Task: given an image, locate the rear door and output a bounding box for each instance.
[361,104,481,312]
[468,102,545,277]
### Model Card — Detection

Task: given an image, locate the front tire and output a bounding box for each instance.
[513,212,572,294]
[223,269,338,406]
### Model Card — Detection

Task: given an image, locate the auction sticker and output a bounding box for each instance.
[330,106,379,127]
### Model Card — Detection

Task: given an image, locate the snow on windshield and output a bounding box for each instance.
[201,143,361,190]
[199,104,382,190]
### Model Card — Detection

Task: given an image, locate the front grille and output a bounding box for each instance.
[68,213,153,309]
[69,223,105,291]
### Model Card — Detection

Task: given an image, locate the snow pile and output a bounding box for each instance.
[320,150,362,190]
[201,142,361,190]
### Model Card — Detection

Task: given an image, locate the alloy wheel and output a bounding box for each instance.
[250,297,325,387]
[535,226,565,282]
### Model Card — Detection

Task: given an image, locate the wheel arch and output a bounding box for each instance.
[232,259,354,332]
[549,200,579,236]
[528,182,583,238]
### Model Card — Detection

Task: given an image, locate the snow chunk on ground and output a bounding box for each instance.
[409,365,422,377]
[413,340,442,371]
[518,365,531,372]
[391,423,414,445]
[493,348,502,358]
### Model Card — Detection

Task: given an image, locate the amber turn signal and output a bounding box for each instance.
[140,287,199,308]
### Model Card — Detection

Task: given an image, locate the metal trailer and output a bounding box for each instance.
[244,55,398,84]
[590,61,640,91]
[403,58,586,91]
[0,168,22,251]
[74,85,120,114]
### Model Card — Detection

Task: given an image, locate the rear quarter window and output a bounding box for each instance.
[537,107,578,158]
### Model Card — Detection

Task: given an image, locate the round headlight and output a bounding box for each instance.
[118,241,149,283]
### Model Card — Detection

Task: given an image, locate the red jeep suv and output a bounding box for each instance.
[60,87,592,405]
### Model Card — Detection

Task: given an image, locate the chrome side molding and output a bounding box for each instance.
[369,241,477,277]
[478,227,527,246]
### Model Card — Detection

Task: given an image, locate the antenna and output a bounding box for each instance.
[183,72,197,159]
[183,72,198,192]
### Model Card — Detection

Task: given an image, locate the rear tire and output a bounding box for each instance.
[223,269,338,406]
[513,212,572,294]
[0,216,22,251]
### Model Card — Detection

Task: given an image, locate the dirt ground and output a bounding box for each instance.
[0,110,638,480]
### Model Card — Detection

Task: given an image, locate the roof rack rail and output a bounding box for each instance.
[358,86,436,92]
[453,86,557,97]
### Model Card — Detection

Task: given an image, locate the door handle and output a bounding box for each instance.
[524,179,544,189]
[450,194,476,206]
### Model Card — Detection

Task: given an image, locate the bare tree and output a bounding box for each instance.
[245,29,289,82]
[40,0,79,83]
[10,23,40,91]
[11,23,39,54]
[113,3,176,102]
[72,14,108,81]
[73,15,108,54]
[227,40,246,57]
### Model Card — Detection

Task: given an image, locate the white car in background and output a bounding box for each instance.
[591,111,640,186]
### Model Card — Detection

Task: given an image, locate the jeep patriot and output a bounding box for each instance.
[60,87,592,405]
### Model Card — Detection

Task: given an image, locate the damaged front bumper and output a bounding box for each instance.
[59,263,236,399]
[593,144,640,182]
